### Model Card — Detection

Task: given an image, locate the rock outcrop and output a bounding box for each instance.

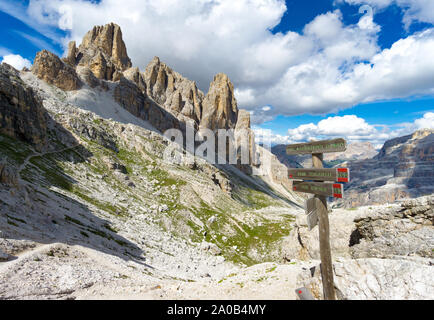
[113,76,182,133]
[32,50,81,91]
[201,73,238,131]
[297,257,433,300]
[235,110,259,172]
[283,195,434,261]
[143,57,204,128]
[350,196,433,259]
[0,63,47,148]
[74,23,132,81]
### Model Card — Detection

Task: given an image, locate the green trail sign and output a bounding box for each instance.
[288,168,350,183]
[292,181,344,198]
[286,138,346,155]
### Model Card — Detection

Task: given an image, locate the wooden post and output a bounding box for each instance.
[312,153,336,300]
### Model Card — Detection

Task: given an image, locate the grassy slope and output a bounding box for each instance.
[1,123,296,266]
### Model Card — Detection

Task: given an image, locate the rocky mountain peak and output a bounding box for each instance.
[201,72,238,131]
[73,22,132,81]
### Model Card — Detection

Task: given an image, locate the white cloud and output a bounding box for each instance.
[1,54,32,70]
[287,115,380,143]
[257,112,434,146]
[413,112,434,129]
[1,0,433,126]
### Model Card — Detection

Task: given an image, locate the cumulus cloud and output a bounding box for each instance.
[286,115,384,143]
[1,0,433,126]
[412,112,434,130]
[254,113,434,146]
[1,54,32,70]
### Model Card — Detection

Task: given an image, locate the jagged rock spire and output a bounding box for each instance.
[72,22,132,81]
[201,73,238,131]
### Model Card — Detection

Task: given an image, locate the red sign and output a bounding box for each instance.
[333,184,343,198]
[337,168,349,183]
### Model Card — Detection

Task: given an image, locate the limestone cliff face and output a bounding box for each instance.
[0,63,47,148]
[341,129,434,207]
[32,50,81,91]
[74,23,132,81]
[201,73,238,131]
[143,57,204,128]
[234,110,259,172]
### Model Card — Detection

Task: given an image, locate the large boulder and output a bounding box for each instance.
[32,50,81,91]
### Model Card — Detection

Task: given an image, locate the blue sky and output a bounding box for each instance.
[1,0,433,147]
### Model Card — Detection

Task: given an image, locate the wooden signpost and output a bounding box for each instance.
[288,168,349,183]
[286,138,349,301]
[292,181,344,198]
[306,197,319,231]
[286,138,346,155]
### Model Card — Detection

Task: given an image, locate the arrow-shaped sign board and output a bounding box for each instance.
[288,168,350,183]
[286,138,346,155]
[293,181,344,198]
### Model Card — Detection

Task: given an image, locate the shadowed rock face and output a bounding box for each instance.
[0,63,47,148]
[32,50,82,91]
[113,76,182,133]
[75,22,132,81]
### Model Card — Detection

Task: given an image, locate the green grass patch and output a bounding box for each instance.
[266,266,277,273]
[0,133,33,164]
[29,155,74,191]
